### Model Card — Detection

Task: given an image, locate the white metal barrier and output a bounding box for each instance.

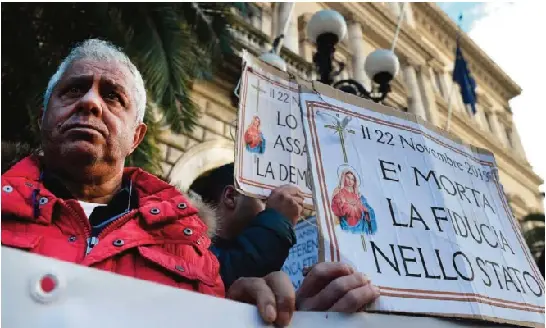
[1,247,516,328]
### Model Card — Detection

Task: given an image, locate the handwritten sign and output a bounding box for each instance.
[299,82,545,327]
[235,51,313,206]
[282,217,319,290]
[3,247,515,328]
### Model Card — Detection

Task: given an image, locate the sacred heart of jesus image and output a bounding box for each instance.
[244,115,266,154]
[331,164,377,236]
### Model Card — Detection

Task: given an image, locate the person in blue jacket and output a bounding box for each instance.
[190,163,304,289]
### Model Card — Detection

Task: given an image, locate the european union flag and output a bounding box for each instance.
[452,43,477,115]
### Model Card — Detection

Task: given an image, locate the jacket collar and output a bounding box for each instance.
[1,156,199,226]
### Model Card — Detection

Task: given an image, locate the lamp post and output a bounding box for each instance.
[306,10,400,103]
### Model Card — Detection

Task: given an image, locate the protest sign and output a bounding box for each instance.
[235,51,313,206]
[298,81,545,327]
[3,247,515,328]
[282,216,319,290]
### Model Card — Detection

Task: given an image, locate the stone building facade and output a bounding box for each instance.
[157,2,544,220]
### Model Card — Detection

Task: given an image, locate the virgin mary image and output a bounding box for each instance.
[331,168,377,235]
[244,116,266,154]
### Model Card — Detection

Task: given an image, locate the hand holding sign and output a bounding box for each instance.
[227,271,296,326]
[296,262,380,313]
[266,184,305,226]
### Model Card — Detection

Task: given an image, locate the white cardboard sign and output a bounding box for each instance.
[235,51,313,206]
[282,216,319,290]
[298,86,545,327]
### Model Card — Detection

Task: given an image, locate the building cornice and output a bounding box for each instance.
[323,2,435,67]
[435,99,543,188]
[413,3,522,101]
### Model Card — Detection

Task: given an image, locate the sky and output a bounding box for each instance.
[438,2,546,191]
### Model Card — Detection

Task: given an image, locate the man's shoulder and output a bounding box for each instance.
[1,142,37,175]
[2,155,41,180]
[128,168,218,239]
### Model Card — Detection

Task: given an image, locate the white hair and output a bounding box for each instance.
[43,39,147,123]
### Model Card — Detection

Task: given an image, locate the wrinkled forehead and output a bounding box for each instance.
[60,58,133,91]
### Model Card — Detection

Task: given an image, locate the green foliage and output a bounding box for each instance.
[522,213,545,256]
[2,3,238,174]
[521,213,545,275]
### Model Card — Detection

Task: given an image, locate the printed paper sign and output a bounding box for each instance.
[299,83,545,327]
[282,216,319,290]
[235,51,313,206]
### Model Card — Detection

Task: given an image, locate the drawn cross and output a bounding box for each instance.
[251,79,267,112]
[324,116,355,164]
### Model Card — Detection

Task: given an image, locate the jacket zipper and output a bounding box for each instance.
[97,210,136,239]
[65,202,93,261]
[66,199,136,259]
[84,210,137,256]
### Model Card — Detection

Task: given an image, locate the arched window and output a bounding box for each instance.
[169,140,234,193]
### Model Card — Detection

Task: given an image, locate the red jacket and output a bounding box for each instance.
[1,156,225,297]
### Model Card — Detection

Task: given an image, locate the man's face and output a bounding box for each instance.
[218,185,266,238]
[41,58,146,167]
[234,193,266,225]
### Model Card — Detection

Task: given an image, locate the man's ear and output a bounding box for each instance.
[221,185,238,210]
[129,123,147,153]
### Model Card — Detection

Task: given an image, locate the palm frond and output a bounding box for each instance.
[522,213,545,223]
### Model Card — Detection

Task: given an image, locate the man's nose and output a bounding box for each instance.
[76,88,103,117]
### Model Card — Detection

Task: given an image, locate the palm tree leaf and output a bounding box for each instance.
[522,213,545,223]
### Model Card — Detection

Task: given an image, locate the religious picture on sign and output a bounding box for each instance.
[244,116,266,154]
[332,166,377,236]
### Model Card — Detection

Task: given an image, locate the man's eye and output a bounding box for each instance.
[105,91,122,103]
[105,91,126,107]
[66,86,83,95]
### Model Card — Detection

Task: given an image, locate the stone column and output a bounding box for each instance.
[474,104,489,131]
[439,71,451,101]
[416,66,440,126]
[403,64,427,121]
[278,3,298,54]
[261,4,272,36]
[488,111,507,146]
[404,3,416,28]
[388,2,401,16]
[347,20,370,89]
[441,71,464,113]
[511,124,528,159]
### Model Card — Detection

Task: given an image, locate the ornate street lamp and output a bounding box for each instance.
[306,10,400,103]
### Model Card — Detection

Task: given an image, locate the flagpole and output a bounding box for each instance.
[444,13,464,132]
[391,2,407,51]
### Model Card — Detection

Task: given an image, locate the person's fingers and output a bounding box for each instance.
[302,265,314,277]
[298,272,370,311]
[264,272,296,327]
[292,193,305,202]
[284,185,303,196]
[328,283,380,313]
[296,262,353,301]
[227,277,277,324]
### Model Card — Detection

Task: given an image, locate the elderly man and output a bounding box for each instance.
[191,163,380,312]
[2,39,378,325]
